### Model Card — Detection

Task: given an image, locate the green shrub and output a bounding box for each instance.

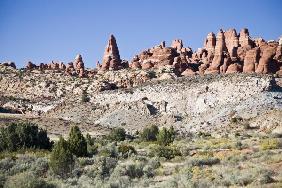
[188,157,220,166]
[157,126,175,146]
[86,156,118,179]
[85,133,98,156]
[125,162,144,178]
[0,122,52,152]
[140,125,159,142]
[49,136,74,177]
[68,126,87,157]
[98,143,118,158]
[118,144,137,158]
[151,146,181,160]
[260,138,281,150]
[108,127,126,141]
[81,90,90,103]
[4,171,55,188]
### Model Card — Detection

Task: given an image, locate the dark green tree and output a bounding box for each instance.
[140,125,159,141]
[49,136,74,177]
[68,126,87,157]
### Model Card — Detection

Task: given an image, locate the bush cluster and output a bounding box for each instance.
[151,146,181,160]
[140,125,175,146]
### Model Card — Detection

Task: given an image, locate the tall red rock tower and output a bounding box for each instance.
[101,34,121,70]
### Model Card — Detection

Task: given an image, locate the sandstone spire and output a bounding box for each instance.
[224,28,239,57]
[101,34,122,70]
[171,39,183,52]
[239,28,253,47]
[204,32,216,52]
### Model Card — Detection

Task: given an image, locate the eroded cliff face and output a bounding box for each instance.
[0,64,281,137]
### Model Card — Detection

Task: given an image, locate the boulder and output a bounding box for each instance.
[181,68,196,76]
[226,63,243,74]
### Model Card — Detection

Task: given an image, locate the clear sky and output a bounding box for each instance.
[0,0,281,68]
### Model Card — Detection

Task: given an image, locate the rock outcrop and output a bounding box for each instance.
[243,48,260,73]
[0,62,16,69]
[73,54,85,77]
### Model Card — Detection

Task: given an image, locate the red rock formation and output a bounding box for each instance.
[226,63,243,74]
[141,61,154,70]
[26,61,37,69]
[130,56,142,69]
[60,62,66,70]
[181,68,196,76]
[65,62,75,76]
[101,34,122,70]
[205,30,226,74]
[243,47,260,73]
[204,32,216,52]
[171,39,183,52]
[224,28,239,58]
[73,54,85,77]
[220,54,231,74]
[1,62,16,69]
[239,28,254,48]
[256,44,277,74]
[11,28,282,80]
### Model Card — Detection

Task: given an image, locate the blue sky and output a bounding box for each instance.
[0,0,281,68]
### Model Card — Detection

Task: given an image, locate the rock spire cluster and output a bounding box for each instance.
[5,28,280,78]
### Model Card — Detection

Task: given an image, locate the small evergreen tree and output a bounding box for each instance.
[157,126,175,146]
[140,125,159,141]
[49,136,74,177]
[68,126,87,157]
[108,127,126,141]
